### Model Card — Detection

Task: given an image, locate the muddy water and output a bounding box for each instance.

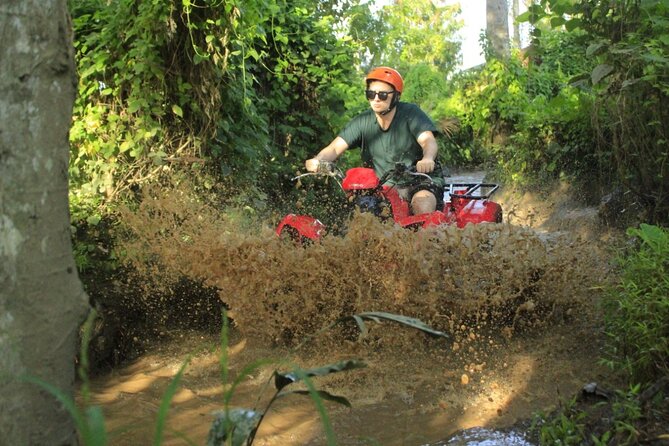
[83,181,615,445]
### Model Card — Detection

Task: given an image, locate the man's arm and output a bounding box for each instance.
[305,136,350,172]
[416,130,438,173]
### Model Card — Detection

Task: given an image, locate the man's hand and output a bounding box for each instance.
[416,158,435,173]
[305,158,320,172]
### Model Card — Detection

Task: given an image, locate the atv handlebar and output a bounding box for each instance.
[378,162,434,186]
[292,161,342,182]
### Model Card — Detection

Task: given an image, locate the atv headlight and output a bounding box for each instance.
[355,196,384,216]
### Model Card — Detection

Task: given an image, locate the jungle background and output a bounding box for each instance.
[65,0,668,444]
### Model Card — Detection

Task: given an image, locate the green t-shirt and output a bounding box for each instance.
[338,102,444,186]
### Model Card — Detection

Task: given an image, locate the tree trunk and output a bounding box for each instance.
[512,0,520,48]
[0,1,90,444]
[486,0,510,58]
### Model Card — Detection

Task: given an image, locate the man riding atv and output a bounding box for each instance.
[305,66,445,215]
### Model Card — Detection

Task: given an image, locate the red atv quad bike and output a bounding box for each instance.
[276,162,502,242]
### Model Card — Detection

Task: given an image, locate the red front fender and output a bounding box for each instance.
[276,214,326,241]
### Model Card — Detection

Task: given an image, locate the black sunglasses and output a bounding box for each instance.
[365,89,394,101]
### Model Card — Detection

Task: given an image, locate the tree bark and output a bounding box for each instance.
[486,0,510,58]
[512,0,520,48]
[0,1,90,444]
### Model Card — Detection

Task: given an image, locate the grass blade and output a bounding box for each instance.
[153,358,190,446]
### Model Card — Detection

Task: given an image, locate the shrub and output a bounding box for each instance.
[602,224,669,384]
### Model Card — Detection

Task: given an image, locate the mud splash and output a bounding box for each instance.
[89,182,615,445]
[120,185,607,348]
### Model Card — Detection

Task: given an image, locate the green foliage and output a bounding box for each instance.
[67,0,374,272]
[460,57,530,142]
[242,4,360,191]
[402,63,449,109]
[69,0,178,198]
[374,0,461,75]
[532,397,587,445]
[602,224,669,384]
[520,0,669,220]
[608,385,643,445]
[447,27,598,184]
[531,387,645,446]
[68,0,362,217]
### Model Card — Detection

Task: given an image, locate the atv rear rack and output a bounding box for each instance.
[447,183,499,200]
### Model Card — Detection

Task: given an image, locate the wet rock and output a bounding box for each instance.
[425,426,535,445]
[580,382,612,400]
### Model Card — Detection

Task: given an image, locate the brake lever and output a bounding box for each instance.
[408,171,433,181]
[291,161,341,182]
[292,172,322,181]
[385,163,433,184]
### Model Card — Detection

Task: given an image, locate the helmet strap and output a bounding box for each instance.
[379,92,400,116]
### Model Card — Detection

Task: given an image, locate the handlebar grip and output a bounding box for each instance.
[317,161,335,174]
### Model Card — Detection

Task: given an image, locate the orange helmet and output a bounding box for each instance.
[365,67,403,93]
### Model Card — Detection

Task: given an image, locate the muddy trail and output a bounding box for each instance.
[80,175,620,445]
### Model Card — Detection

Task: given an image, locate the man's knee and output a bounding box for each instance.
[411,190,437,214]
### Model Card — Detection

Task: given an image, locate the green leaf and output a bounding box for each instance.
[641,53,669,63]
[565,18,583,32]
[586,42,608,58]
[550,16,566,28]
[352,315,367,338]
[274,360,367,391]
[127,100,141,114]
[119,140,132,153]
[621,78,641,89]
[591,64,614,86]
[352,312,449,338]
[568,72,591,87]
[144,127,159,139]
[172,104,183,118]
[86,215,101,226]
[85,406,108,445]
[247,48,261,61]
[528,4,545,15]
[633,224,669,252]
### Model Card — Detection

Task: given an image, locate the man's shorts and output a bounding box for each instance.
[396,181,445,212]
